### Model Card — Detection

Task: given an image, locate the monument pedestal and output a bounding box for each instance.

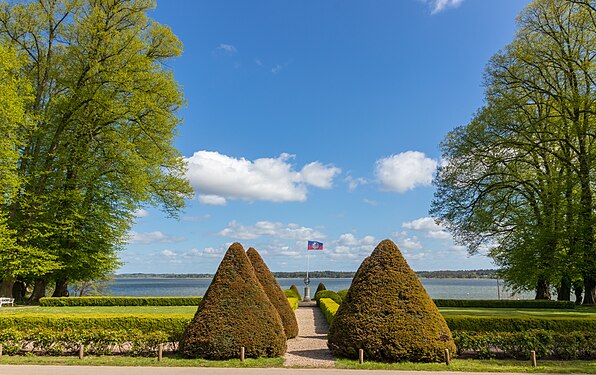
[303,286,311,302]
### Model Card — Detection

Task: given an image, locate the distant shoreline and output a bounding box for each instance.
[114,269,498,280]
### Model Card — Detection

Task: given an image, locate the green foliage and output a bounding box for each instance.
[314,290,342,306]
[315,283,326,294]
[39,296,202,307]
[289,284,301,300]
[446,316,596,333]
[337,289,348,300]
[328,240,456,362]
[434,299,576,309]
[286,298,299,311]
[454,330,596,360]
[284,289,300,300]
[247,248,298,339]
[179,243,286,359]
[319,298,339,325]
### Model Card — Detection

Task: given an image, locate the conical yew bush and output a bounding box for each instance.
[327,239,456,362]
[179,242,286,359]
[247,247,299,338]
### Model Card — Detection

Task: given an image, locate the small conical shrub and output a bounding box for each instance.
[327,239,456,362]
[247,247,299,339]
[290,284,301,300]
[179,243,286,359]
[316,282,327,294]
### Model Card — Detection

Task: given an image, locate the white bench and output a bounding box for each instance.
[0,297,14,307]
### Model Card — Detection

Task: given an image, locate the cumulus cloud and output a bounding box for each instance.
[185,151,341,204]
[399,236,423,250]
[345,175,369,191]
[425,0,464,14]
[127,231,185,245]
[133,208,149,218]
[327,234,377,260]
[218,220,325,241]
[161,249,177,257]
[375,151,437,193]
[402,217,452,239]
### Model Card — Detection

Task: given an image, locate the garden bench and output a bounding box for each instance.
[0,297,14,307]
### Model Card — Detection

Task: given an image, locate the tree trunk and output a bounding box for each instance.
[51,278,69,297]
[11,281,26,304]
[557,276,572,301]
[583,275,596,305]
[574,285,584,305]
[535,277,551,300]
[0,279,14,298]
[28,276,50,304]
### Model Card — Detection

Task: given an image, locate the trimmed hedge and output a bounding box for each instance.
[454,330,596,359]
[0,327,173,356]
[315,283,326,294]
[435,299,575,309]
[319,298,339,325]
[289,284,301,300]
[284,289,300,300]
[445,315,596,333]
[337,289,348,300]
[39,296,202,307]
[287,298,299,311]
[314,290,342,305]
[0,314,190,336]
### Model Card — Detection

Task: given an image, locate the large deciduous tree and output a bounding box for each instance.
[432,0,596,304]
[0,0,192,301]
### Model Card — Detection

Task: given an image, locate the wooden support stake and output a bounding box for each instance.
[158,343,163,362]
[79,344,84,360]
[444,348,450,365]
[240,346,245,363]
[531,350,537,367]
[0,343,3,357]
[359,348,364,364]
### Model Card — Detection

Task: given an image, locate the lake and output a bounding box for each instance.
[106,277,533,300]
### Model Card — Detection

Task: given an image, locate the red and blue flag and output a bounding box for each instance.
[308,241,323,250]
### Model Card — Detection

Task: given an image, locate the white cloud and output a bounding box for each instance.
[216,43,237,54]
[218,220,325,241]
[327,234,377,260]
[402,217,452,239]
[127,231,185,245]
[255,58,263,66]
[345,176,368,191]
[199,194,227,206]
[133,208,149,218]
[375,151,437,193]
[363,198,378,206]
[399,236,423,250]
[272,64,283,74]
[426,0,464,15]
[161,249,177,257]
[185,151,341,204]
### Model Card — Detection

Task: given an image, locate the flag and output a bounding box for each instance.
[308,240,323,250]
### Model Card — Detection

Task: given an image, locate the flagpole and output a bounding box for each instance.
[304,242,311,302]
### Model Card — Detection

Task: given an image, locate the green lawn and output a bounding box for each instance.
[439,306,596,318]
[336,358,596,373]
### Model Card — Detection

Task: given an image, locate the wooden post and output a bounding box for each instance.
[531,350,536,367]
[358,349,364,364]
[158,343,163,362]
[79,344,84,359]
[0,344,3,357]
[240,346,245,363]
[444,348,450,365]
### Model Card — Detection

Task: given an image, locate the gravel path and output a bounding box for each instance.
[284,301,335,368]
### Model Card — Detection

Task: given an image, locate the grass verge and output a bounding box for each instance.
[0,355,284,368]
[336,358,596,373]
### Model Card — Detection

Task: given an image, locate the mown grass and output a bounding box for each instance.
[0,354,283,368]
[439,306,596,318]
[336,358,596,373]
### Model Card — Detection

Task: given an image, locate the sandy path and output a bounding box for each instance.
[283,301,335,368]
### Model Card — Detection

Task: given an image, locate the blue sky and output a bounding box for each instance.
[121,0,533,274]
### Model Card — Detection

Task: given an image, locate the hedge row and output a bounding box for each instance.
[454,330,596,359]
[314,290,342,305]
[445,316,596,333]
[0,314,190,335]
[284,289,301,300]
[319,298,339,325]
[435,299,576,309]
[0,327,175,356]
[287,297,299,311]
[39,296,203,307]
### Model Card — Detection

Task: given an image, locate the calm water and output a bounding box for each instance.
[106,277,533,299]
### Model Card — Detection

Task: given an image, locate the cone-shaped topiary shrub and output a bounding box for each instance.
[290,284,301,300]
[327,239,456,362]
[179,242,286,359]
[247,247,299,339]
[316,282,327,294]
